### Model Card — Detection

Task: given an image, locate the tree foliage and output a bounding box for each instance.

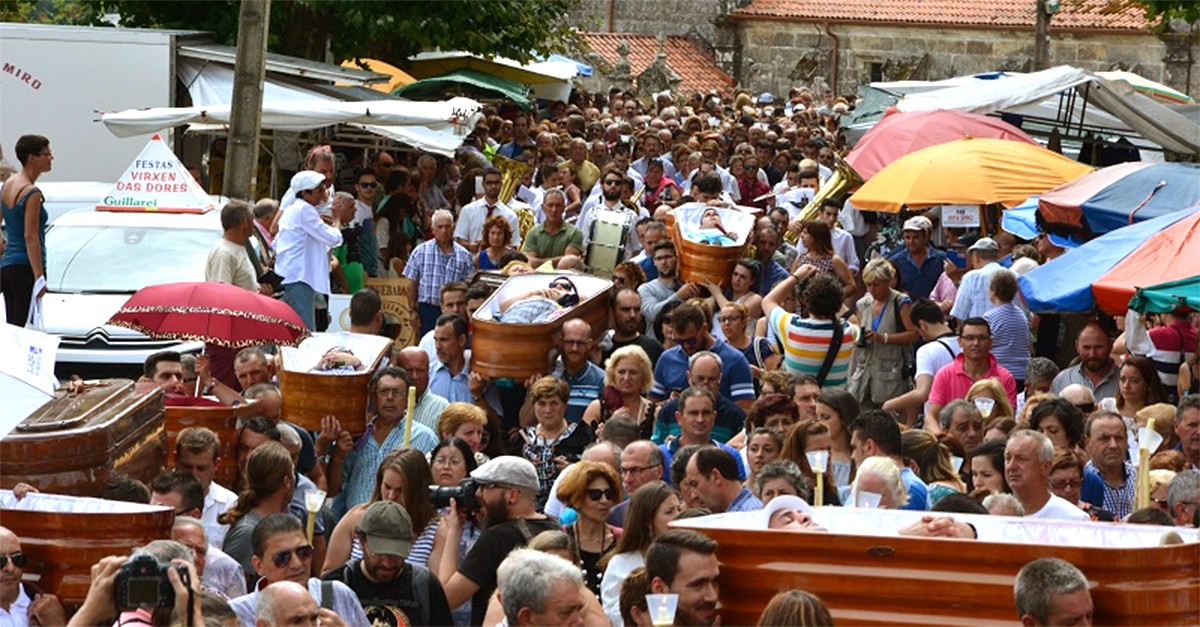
[1125,0,1200,24]
[63,0,579,65]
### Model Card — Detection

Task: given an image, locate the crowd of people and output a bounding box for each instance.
[2,83,1199,627]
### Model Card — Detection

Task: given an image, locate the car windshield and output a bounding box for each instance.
[46,225,216,293]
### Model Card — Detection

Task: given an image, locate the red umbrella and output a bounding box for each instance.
[108,282,309,348]
[847,108,1038,180]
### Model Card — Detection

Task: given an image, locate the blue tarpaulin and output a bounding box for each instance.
[1080,162,1200,235]
[1018,206,1200,313]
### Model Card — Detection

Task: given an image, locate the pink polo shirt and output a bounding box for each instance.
[928,353,1018,408]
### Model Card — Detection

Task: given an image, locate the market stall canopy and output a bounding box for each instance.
[96,134,216,214]
[846,109,1037,180]
[1019,206,1200,314]
[406,50,577,101]
[1038,161,1200,236]
[1127,276,1200,315]
[848,137,1094,213]
[339,58,416,93]
[1001,196,1040,240]
[394,68,532,111]
[1097,70,1194,105]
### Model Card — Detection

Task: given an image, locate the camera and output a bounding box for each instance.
[116,554,189,609]
[429,478,480,511]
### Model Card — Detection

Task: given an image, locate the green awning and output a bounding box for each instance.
[1128,276,1200,314]
[393,68,531,111]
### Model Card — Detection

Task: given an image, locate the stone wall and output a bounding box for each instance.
[569,0,732,44]
[736,21,1199,99]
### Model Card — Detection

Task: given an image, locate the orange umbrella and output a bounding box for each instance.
[849,137,1094,213]
[339,58,416,93]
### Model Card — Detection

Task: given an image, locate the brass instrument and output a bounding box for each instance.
[492,153,536,239]
[784,155,864,245]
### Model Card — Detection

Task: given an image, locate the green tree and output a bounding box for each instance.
[71,0,579,64]
[1127,0,1200,24]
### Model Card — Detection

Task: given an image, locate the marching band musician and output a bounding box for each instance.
[577,167,649,268]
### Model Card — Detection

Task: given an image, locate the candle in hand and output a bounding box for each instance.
[402,385,416,447]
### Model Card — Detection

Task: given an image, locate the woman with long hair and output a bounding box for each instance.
[745,428,784,492]
[814,389,860,489]
[966,378,1016,425]
[599,482,682,626]
[757,589,834,627]
[968,438,1009,494]
[901,429,966,505]
[323,448,436,572]
[781,419,841,506]
[792,220,855,300]
[583,345,658,439]
[708,259,765,338]
[1099,355,1167,421]
[720,302,780,378]
[219,441,296,584]
[557,461,624,597]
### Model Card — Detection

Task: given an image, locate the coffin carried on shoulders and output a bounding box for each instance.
[0,379,165,497]
[164,399,261,490]
[675,507,1199,626]
[279,332,394,434]
[471,272,613,380]
[1,489,174,605]
[670,203,755,286]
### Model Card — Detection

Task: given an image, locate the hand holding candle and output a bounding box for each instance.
[402,385,416,447]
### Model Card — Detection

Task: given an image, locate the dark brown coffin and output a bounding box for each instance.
[1,491,173,605]
[164,399,261,490]
[675,508,1199,626]
[0,379,166,496]
[471,272,613,380]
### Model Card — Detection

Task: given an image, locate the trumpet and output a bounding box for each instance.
[784,155,864,245]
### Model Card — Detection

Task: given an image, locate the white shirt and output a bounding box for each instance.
[916,335,961,414]
[205,238,259,292]
[203,481,238,549]
[0,583,31,627]
[274,199,342,295]
[1026,493,1091,521]
[600,551,645,626]
[418,328,438,364]
[632,155,677,180]
[577,199,647,257]
[456,197,520,247]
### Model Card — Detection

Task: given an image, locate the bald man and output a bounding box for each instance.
[254,580,344,627]
[395,345,451,433]
[0,526,65,626]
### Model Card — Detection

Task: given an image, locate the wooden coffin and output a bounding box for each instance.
[164,399,261,490]
[471,272,613,380]
[670,204,754,286]
[279,332,394,434]
[1,490,174,605]
[0,379,165,497]
[675,507,1199,626]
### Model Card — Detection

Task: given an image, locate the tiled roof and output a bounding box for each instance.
[730,0,1154,31]
[579,32,736,94]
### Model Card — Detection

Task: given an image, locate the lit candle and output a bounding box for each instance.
[402,385,416,447]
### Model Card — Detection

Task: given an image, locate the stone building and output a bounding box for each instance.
[568,0,1197,99]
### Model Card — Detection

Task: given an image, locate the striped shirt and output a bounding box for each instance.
[983,301,1033,380]
[1147,320,1197,389]
[402,239,474,305]
[553,359,606,424]
[768,308,859,388]
[412,390,450,433]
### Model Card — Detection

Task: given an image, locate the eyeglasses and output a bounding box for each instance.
[377,387,406,398]
[603,179,622,186]
[0,552,27,569]
[358,182,378,188]
[270,544,315,568]
[676,335,700,347]
[433,456,463,466]
[587,488,618,502]
[1049,478,1082,490]
[620,464,661,475]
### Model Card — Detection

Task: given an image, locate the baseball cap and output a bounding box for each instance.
[902,216,933,232]
[759,495,817,529]
[471,456,540,493]
[358,501,414,557]
[966,236,1000,253]
[290,170,326,195]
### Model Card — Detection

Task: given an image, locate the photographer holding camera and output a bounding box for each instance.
[438,457,558,626]
[66,541,202,627]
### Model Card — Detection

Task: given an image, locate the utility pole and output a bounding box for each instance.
[1034,0,1057,71]
[223,0,271,201]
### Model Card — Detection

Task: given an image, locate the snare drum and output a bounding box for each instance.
[586,208,633,278]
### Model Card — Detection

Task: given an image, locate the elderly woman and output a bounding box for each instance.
[513,376,594,510]
[1049,448,1115,522]
[477,214,515,271]
[436,402,491,465]
[754,459,811,504]
[611,260,646,292]
[556,461,623,597]
[848,258,918,411]
[600,482,682,626]
[852,456,908,509]
[901,429,965,506]
[583,345,657,439]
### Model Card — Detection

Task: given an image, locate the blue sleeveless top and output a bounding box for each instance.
[1,185,47,268]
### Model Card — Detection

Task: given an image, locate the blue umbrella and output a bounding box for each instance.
[1019,206,1200,313]
[1039,162,1200,236]
[1001,196,1039,240]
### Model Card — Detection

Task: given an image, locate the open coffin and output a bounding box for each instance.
[471,272,613,380]
[674,507,1198,626]
[279,332,394,433]
[670,203,755,286]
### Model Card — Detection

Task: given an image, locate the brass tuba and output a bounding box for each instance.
[785,155,865,244]
[492,153,535,238]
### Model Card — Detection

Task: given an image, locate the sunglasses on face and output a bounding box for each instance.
[271,544,315,568]
[358,181,378,188]
[587,488,617,502]
[0,552,27,569]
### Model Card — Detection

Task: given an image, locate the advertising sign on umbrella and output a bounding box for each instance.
[95,134,216,214]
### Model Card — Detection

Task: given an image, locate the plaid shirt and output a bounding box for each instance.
[403,239,474,305]
[1083,460,1136,520]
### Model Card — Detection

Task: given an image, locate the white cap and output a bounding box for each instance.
[967,236,1000,253]
[902,216,933,232]
[290,170,326,195]
[759,494,816,529]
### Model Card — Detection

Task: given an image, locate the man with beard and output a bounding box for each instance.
[1050,321,1120,402]
[638,241,701,343]
[751,225,789,295]
[443,457,558,627]
[645,530,721,626]
[578,168,648,263]
[603,288,664,366]
[321,501,452,627]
